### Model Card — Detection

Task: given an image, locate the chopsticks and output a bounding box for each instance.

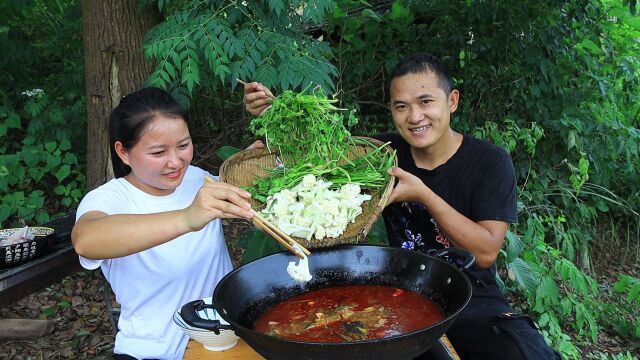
[251,211,311,259]
[204,176,310,259]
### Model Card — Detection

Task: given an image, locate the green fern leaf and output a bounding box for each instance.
[268,0,286,16]
[165,60,177,78]
[255,64,277,88]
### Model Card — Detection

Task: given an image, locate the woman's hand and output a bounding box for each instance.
[387,166,429,205]
[183,178,254,231]
[243,82,275,116]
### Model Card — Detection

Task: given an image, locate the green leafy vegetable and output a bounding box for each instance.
[250,85,356,162]
[248,87,395,203]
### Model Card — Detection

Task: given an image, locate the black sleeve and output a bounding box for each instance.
[471,153,518,223]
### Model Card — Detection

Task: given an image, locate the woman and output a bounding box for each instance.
[72,87,261,359]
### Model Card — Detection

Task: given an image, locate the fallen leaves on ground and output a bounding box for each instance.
[0,270,116,359]
[0,220,251,359]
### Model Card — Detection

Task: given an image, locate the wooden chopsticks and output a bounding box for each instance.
[251,211,311,259]
[204,176,310,259]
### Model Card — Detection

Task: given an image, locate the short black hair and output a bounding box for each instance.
[389,53,453,94]
[109,87,189,178]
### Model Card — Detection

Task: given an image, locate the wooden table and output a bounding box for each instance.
[184,339,260,360]
[183,336,460,359]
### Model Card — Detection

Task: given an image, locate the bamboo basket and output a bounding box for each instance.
[219,137,396,248]
[0,227,56,268]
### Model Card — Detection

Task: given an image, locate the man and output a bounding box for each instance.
[243,53,560,359]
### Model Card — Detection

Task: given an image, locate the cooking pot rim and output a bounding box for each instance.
[213,244,473,345]
[229,243,472,270]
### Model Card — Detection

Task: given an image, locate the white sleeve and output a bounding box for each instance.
[75,181,128,270]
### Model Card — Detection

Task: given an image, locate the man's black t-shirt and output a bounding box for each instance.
[374,132,518,315]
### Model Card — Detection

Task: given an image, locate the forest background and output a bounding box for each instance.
[0,0,638,359]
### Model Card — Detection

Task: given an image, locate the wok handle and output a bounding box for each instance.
[433,248,487,288]
[180,300,234,334]
[434,247,475,269]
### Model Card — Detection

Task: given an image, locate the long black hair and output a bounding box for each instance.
[389,53,453,95]
[109,87,190,178]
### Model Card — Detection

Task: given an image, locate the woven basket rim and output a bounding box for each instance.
[219,137,396,248]
[0,226,55,239]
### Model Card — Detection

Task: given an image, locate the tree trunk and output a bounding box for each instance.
[81,0,161,190]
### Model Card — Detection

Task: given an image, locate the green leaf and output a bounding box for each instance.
[26,191,45,208]
[54,184,67,195]
[268,0,286,16]
[75,329,92,337]
[538,312,550,328]
[58,140,75,151]
[361,9,382,21]
[35,212,50,224]
[567,130,576,150]
[578,39,601,55]
[6,112,21,129]
[365,218,388,245]
[508,258,537,293]
[40,307,56,319]
[165,61,177,79]
[578,157,589,174]
[241,230,282,264]
[22,150,40,168]
[538,276,560,302]
[46,154,62,169]
[389,2,409,20]
[63,153,78,165]
[505,229,524,261]
[54,165,71,182]
[0,207,10,223]
[560,297,573,316]
[57,301,71,309]
[218,146,241,161]
[575,303,598,340]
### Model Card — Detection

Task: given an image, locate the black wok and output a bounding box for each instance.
[182,245,473,360]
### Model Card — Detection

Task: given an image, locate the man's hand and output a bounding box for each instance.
[245,139,265,150]
[387,166,428,204]
[243,82,275,116]
[386,166,507,268]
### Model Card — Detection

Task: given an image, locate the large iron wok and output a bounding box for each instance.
[181,245,473,360]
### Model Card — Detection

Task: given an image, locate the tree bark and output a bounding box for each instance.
[81,0,161,190]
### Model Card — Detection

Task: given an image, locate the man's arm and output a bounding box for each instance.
[387,167,506,268]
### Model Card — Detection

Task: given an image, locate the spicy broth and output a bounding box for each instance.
[253,284,444,342]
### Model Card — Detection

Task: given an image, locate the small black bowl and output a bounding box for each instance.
[0,227,56,269]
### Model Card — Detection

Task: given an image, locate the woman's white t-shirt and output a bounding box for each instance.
[76,165,233,360]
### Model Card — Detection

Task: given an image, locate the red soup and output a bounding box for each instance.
[253,284,444,342]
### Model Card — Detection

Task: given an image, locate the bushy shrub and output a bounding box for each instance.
[0,0,86,227]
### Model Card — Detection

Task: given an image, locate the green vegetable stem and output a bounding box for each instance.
[248,86,396,203]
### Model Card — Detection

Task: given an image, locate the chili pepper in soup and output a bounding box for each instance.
[253,284,444,342]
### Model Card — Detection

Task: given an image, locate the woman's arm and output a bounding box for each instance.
[72,180,254,259]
